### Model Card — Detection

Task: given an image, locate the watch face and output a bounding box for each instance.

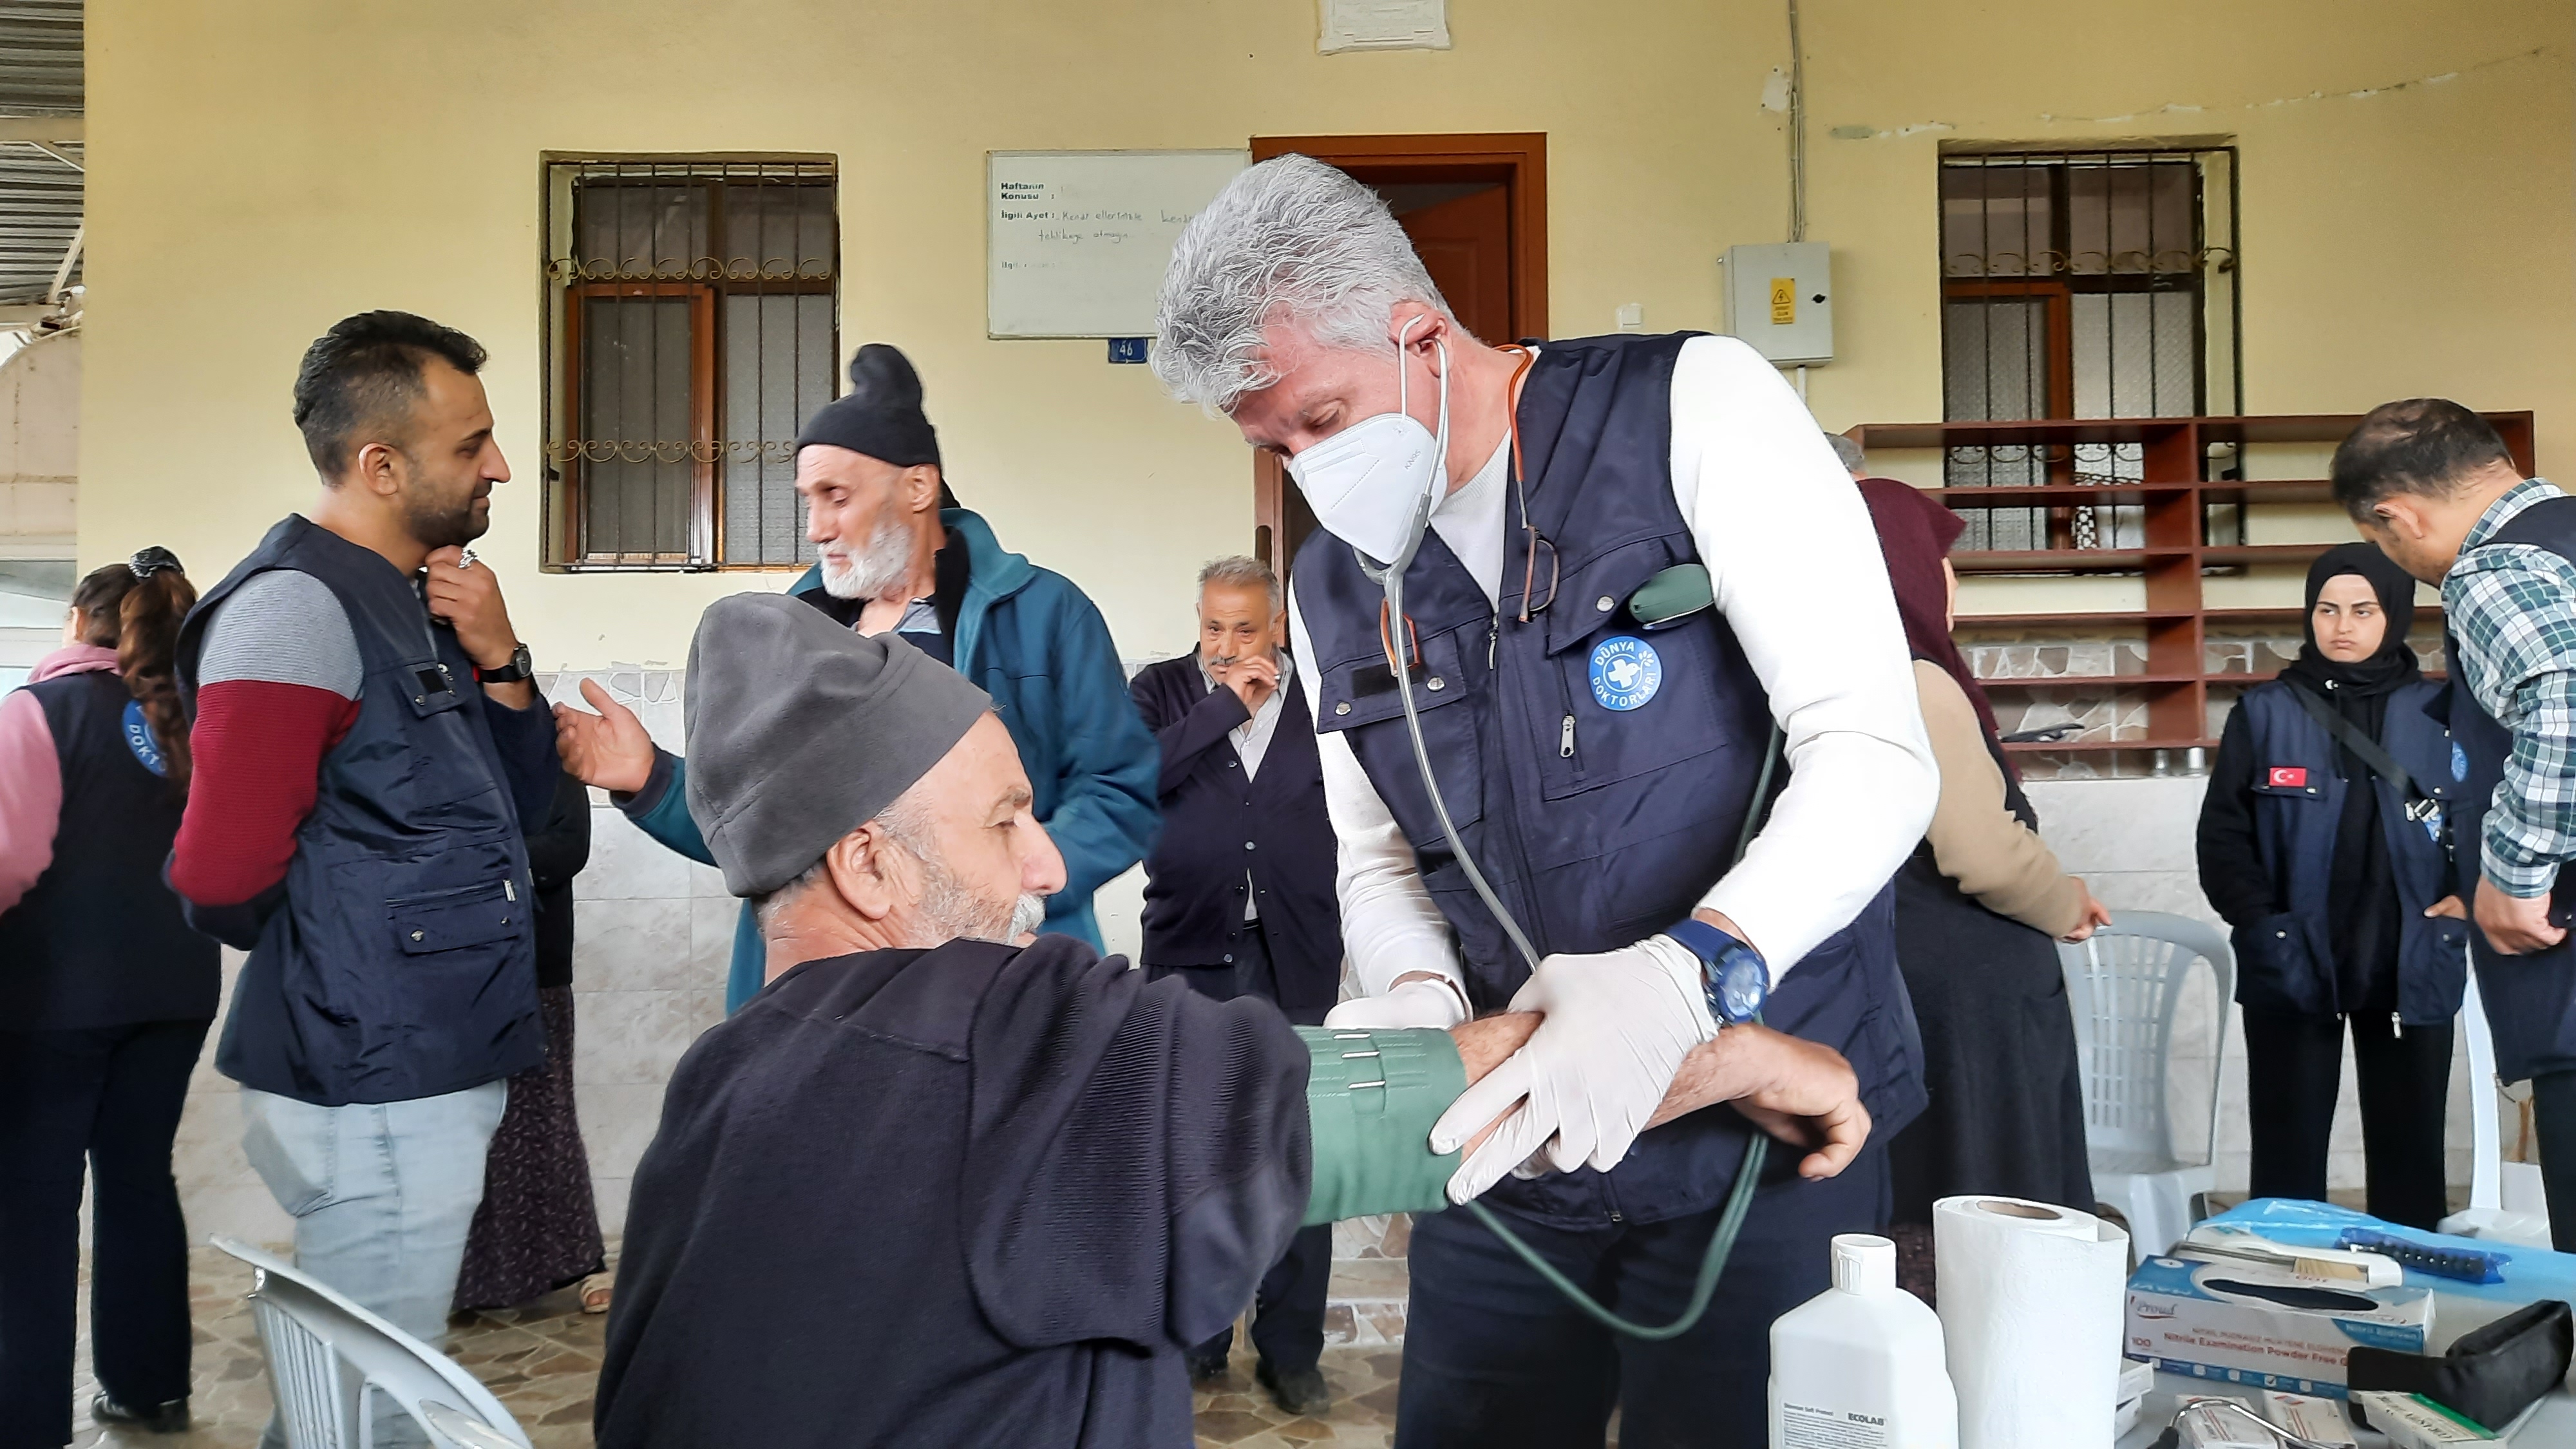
[1712,948,1767,1025]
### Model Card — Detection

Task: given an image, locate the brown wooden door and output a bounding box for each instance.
[1244,135,1545,580]
[1401,184,1515,344]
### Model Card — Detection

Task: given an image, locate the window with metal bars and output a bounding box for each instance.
[1939,148,2240,551]
[542,158,838,568]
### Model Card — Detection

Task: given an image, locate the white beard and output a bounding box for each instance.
[818,512,915,601]
[1007,892,1046,941]
[914,846,1047,945]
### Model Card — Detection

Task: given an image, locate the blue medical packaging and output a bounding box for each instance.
[2126,1254,2434,1397]
[2202,1200,2576,1339]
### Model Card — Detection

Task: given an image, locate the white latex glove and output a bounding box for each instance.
[1321,974,1471,1030]
[1429,936,1714,1204]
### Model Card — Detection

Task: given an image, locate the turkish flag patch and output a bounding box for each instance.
[2268,766,2309,788]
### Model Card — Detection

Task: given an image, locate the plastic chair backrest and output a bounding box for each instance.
[211,1236,531,1449]
[2057,911,2235,1168]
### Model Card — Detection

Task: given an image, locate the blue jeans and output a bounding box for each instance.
[240,1081,507,1447]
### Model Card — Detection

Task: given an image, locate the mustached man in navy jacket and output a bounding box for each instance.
[1128,555,1344,1415]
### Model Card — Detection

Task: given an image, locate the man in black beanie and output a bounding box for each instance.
[554,343,1160,1012]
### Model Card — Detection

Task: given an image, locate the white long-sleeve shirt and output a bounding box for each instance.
[1289,334,1936,996]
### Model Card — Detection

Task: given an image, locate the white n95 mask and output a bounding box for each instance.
[1283,322,1450,567]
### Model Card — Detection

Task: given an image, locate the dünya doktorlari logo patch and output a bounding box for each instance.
[122,699,169,778]
[1589,636,1662,712]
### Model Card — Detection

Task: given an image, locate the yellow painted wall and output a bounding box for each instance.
[80,0,2572,667]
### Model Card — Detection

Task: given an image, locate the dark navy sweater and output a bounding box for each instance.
[596,935,1312,1448]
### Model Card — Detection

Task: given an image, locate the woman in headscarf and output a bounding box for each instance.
[2197,543,2467,1228]
[0,549,218,1439]
[1858,479,2109,1234]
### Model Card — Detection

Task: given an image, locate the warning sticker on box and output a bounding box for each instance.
[1769,277,1798,326]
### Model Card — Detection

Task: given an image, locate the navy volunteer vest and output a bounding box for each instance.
[2446,493,2576,1082]
[1293,332,1924,1228]
[177,516,544,1106]
[2230,678,2467,1025]
[0,668,219,1029]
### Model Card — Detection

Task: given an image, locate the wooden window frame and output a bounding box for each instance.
[560,281,718,566]
[1939,151,2224,548]
[1941,278,2076,491]
[544,160,840,571]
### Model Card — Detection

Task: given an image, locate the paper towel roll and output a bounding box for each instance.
[1933,1195,2130,1449]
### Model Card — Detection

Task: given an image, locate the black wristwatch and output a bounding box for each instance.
[478,642,535,685]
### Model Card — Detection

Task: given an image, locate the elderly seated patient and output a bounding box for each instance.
[592,594,1868,1449]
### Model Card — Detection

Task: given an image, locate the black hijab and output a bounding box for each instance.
[2278,542,2421,699]
[2274,543,2420,1012]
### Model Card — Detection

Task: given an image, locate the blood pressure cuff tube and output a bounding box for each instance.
[2349,1297,2573,1435]
[1297,1026,1467,1227]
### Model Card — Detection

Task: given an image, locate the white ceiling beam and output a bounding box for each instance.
[0,117,80,145]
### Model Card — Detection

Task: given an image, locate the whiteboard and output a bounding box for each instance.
[987,149,1248,339]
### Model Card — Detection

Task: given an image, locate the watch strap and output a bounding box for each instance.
[1664,917,1734,969]
[478,644,534,684]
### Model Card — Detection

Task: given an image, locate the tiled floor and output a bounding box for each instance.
[65,1247,1408,1448]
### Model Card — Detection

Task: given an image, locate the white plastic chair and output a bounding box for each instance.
[2057,911,2234,1259]
[2440,966,2556,1246]
[211,1236,531,1449]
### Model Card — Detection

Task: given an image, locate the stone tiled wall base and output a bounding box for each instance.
[1964,629,2446,766]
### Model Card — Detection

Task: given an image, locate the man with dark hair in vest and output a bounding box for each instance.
[171,311,560,1446]
[2334,397,2576,1249]
[1151,156,1936,1446]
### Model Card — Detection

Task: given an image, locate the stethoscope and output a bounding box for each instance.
[1358,334,1777,1341]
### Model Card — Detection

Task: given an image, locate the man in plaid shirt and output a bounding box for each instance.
[2334,397,2576,1247]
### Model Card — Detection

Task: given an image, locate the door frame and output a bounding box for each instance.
[1242,133,1548,575]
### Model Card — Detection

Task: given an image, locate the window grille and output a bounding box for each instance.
[542,158,838,568]
[1938,148,2240,551]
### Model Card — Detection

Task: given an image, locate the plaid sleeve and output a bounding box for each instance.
[2451,551,2576,896]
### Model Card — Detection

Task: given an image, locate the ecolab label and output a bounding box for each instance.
[1778,1401,1891,1449]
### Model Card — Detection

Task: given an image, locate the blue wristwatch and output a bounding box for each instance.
[1663,918,1768,1027]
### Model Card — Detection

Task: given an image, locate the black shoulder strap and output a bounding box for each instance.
[2283,679,2436,820]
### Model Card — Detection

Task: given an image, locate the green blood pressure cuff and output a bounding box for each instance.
[1297,1026,1466,1227]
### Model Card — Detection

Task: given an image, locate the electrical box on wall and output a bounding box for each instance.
[1723,242,1833,365]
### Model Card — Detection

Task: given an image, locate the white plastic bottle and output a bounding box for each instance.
[1769,1233,1960,1449]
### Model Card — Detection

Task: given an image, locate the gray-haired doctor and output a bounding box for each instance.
[1151,155,1937,1448]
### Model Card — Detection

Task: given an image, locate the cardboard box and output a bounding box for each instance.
[2260,1390,2358,1445]
[2353,1391,2501,1447]
[2125,1255,2434,1397]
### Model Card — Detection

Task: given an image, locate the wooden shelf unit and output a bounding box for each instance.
[1853,412,2536,754]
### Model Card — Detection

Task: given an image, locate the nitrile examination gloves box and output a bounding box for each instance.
[2125,1254,2434,1397]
